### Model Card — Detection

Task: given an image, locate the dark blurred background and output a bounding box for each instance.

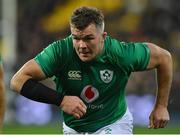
[0,0,180,130]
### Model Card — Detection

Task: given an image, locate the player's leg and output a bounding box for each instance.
[93,108,133,134]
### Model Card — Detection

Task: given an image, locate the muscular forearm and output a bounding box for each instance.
[155,50,172,107]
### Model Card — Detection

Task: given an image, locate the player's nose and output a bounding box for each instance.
[79,40,87,48]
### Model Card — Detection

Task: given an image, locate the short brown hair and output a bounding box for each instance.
[70,6,104,31]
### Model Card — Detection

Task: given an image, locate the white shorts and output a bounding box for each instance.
[63,108,133,134]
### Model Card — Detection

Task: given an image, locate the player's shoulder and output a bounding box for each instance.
[105,36,130,47]
[105,36,147,50]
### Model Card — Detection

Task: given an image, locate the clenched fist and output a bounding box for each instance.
[149,105,170,129]
[60,96,87,119]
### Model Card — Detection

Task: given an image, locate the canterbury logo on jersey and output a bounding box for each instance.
[68,70,81,80]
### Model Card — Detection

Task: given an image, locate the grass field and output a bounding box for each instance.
[2,124,180,134]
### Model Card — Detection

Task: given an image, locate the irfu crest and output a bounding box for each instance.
[100,69,113,83]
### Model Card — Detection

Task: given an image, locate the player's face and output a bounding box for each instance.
[71,23,107,62]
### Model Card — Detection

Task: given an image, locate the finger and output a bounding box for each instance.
[77,105,86,115]
[79,101,87,114]
[79,101,87,110]
[153,119,158,129]
[159,120,165,128]
[76,108,84,117]
[73,112,81,119]
[73,108,84,118]
[148,116,154,129]
[159,120,168,128]
[154,119,161,129]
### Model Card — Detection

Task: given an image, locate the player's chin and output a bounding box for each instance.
[79,54,93,62]
[79,55,93,62]
[80,57,92,62]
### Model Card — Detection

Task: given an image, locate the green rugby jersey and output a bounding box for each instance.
[34,35,150,133]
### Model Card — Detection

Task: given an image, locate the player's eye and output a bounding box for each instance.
[83,37,94,41]
[73,37,80,41]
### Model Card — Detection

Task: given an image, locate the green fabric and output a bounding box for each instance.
[34,35,150,133]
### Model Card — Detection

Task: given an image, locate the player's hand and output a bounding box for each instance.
[60,96,87,119]
[148,105,170,129]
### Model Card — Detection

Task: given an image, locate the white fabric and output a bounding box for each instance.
[63,108,133,134]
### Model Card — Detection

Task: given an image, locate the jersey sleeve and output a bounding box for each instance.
[131,42,150,71]
[110,40,150,72]
[34,37,72,77]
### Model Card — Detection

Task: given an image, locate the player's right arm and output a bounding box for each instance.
[10,59,46,92]
[10,59,87,119]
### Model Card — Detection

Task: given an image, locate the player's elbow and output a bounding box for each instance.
[161,49,172,65]
[10,73,26,93]
[11,69,33,93]
[10,75,20,93]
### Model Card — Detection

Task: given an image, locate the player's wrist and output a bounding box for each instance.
[20,79,63,106]
[154,103,168,109]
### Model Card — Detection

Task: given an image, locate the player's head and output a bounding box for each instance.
[70,6,107,62]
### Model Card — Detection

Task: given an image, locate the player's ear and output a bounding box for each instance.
[102,32,107,40]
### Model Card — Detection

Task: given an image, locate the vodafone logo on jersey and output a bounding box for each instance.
[80,85,99,103]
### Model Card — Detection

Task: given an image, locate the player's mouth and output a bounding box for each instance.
[79,52,90,57]
[79,50,91,55]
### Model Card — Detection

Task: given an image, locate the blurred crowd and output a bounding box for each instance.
[2,0,180,126]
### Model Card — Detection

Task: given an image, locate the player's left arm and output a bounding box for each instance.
[0,64,5,133]
[146,43,173,129]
